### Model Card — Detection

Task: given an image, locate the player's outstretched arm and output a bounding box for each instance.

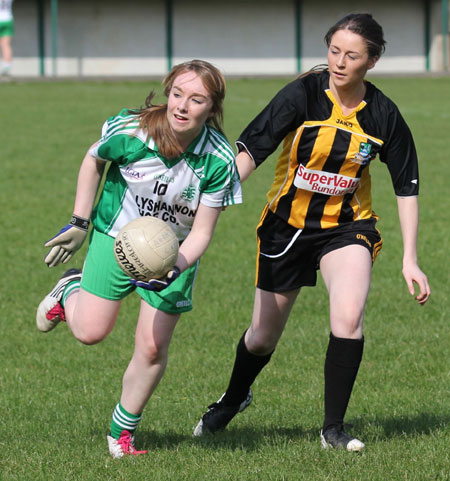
[44,147,106,267]
[131,204,222,291]
[236,150,256,183]
[396,196,431,305]
[175,203,222,271]
[72,146,106,221]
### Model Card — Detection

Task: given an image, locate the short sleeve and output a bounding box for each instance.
[196,131,243,208]
[89,109,143,164]
[200,164,243,208]
[237,79,307,166]
[380,104,419,196]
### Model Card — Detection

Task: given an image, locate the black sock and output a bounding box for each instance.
[222,331,273,407]
[323,333,364,432]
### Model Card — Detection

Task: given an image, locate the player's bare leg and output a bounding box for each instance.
[245,287,300,354]
[64,288,121,344]
[107,301,179,457]
[321,244,371,339]
[319,244,372,451]
[120,300,179,414]
[0,36,12,76]
[194,288,299,435]
[36,268,122,343]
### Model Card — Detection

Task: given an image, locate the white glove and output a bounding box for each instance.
[44,215,90,267]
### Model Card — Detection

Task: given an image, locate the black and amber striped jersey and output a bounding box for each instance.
[237,70,419,230]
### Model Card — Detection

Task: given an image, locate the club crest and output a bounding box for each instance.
[352,142,373,165]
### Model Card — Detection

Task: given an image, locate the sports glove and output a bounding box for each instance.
[129,266,181,292]
[44,215,90,267]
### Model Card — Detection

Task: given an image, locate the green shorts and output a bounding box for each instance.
[81,228,197,314]
[0,21,14,37]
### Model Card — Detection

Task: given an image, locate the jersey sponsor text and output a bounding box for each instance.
[135,195,196,224]
[124,166,146,180]
[294,164,360,196]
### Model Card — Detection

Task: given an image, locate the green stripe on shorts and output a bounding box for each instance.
[82,228,197,314]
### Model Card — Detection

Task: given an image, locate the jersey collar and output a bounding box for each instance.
[184,125,209,156]
[321,69,375,105]
[146,125,209,159]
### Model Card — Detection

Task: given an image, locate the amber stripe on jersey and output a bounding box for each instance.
[266,92,384,230]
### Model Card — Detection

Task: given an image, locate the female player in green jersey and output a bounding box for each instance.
[36,59,242,458]
[194,14,430,451]
[0,0,14,77]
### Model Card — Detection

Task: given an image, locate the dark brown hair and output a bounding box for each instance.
[298,14,385,80]
[131,60,226,159]
[324,13,386,59]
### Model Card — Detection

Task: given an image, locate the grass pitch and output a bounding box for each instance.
[0,75,448,481]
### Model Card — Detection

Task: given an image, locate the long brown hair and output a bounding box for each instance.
[131,60,226,159]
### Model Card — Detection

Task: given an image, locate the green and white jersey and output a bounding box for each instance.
[89,109,242,241]
[0,0,14,22]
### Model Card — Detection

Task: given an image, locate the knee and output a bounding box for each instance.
[70,322,110,346]
[137,341,169,366]
[331,303,365,338]
[245,328,278,356]
[73,331,107,346]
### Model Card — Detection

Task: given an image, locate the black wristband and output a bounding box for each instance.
[70,215,90,231]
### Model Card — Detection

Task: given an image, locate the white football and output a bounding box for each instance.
[113,217,179,281]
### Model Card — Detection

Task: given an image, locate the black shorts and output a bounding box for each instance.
[256,208,382,292]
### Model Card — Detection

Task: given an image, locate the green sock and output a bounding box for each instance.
[61,280,80,308]
[110,403,143,439]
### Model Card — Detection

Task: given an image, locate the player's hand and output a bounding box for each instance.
[44,215,90,267]
[402,261,431,305]
[130,266,181,292]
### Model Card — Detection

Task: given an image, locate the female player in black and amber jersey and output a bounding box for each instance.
[194,13,430,451]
